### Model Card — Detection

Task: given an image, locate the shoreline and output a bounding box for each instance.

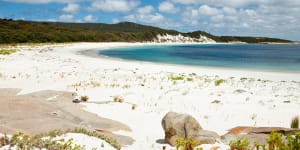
[78,42,300,82]
[0,42,299,150]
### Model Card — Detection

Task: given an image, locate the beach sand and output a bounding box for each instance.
[0,42,299,149]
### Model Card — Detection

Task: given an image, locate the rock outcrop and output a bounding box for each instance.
[222,126,300,145]
[162,112,219,146]
[154,34,216,43]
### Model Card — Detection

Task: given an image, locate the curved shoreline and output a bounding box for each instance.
[78,43,300,82]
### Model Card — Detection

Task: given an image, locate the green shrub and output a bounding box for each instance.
[267,131,286,150]
[0,49,16,55]
[214,79,225,86]
[286,132,300,150]
[176,137,200,150]
[2,128,121,150]
[170,75,184,81]
[229,137,250,150]
[187,77,193,81]
[291,116,299,129]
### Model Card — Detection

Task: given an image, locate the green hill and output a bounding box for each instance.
[0,19,292,44]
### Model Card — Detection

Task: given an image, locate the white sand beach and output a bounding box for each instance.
[0,42,299,150]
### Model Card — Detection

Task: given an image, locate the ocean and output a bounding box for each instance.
[99,44,300,72]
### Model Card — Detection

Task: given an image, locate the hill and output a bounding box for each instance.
[0,19,292,44]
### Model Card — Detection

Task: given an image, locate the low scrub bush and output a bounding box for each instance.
[0,49,16,55]
[176,137,200,150]
[215,79,225,86]
[0,128,121,150]
[80,95,89,102]
[291,116,299,129]
[229,137,250,150]
[170,75,184,81]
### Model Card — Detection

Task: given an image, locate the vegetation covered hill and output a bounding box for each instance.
[0,19,292,43]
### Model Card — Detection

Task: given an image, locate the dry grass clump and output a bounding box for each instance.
[80,96,89,102]
[114,96,124,103]
[211,100,221,104]
[131,104,137,110]
[0,134,9,147]
[291,116,299,129]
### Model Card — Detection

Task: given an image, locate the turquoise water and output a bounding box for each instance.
[99,44,300,72]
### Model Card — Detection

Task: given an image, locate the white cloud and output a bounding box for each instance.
[125,13,164,24]
[198,5,220,16]
[59,14,74,21]
[84,14,97,22]
[124,5,165,24]
[62,3,79,14]
[112,18,120,23]
[89,0,139,12]
[170,0,300,8]
[137,5,154,14]
[222,7,236,15]
[3,0,81,4]
[169,0,198,5]
[158,1,178,14]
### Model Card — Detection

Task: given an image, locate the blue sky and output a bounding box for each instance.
[1,0,300,41]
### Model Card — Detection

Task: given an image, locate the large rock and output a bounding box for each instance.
[162,112,219,146]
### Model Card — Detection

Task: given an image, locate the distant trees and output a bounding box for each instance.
[0,19,291,44]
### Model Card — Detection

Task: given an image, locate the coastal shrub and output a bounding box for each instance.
[176,137,200,150]
[113,96,124,103]
[131,104,137,110]
[286,132,300,150]
[252,141,267,150]
[0,49,16,55]
[214,79,225,86]
[80,95,89,102]
[229,137,250,150]
[240,77,247,81]
[0,134,9,147]
[231,131,300,150]
[211,100,221,104]
[267,131,286,150]
[7,131,85,150]
[291,116,299,129]
[170,75,184,81]
[2,128,121,150]
[187,77,193,81]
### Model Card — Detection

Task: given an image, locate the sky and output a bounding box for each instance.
[0,0,300,41]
